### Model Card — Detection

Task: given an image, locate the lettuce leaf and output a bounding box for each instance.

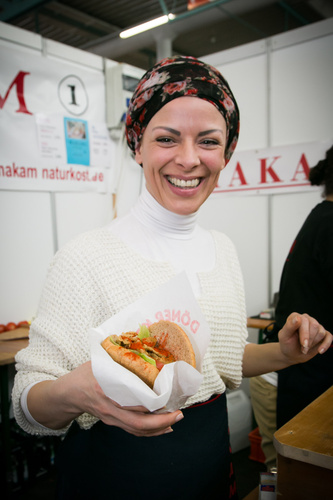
[132,350,156,367]
[138,324,151,340]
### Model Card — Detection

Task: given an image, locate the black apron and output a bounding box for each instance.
[55,393,238,500]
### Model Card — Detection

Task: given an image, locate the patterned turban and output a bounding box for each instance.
[125,55,240,163]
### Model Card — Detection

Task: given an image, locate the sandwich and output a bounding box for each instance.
[101,320,196,389]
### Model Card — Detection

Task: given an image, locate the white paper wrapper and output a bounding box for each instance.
[89,272,211,412]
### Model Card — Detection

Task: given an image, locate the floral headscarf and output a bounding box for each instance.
[125,55,240,163]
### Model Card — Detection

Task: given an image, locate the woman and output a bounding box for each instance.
[250,145,333,470]
[275,144,333,428]
[12,56,332,499]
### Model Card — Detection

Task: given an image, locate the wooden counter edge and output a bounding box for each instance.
[273,436,333,470]
[0,327,29,341]
[273,387,333,471]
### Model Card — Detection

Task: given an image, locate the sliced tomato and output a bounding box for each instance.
[156,360,165,371]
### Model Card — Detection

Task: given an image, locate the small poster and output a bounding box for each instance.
[35,114,66,164]
[64,117,90,166]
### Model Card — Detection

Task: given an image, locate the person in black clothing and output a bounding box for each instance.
[275,144,333,428]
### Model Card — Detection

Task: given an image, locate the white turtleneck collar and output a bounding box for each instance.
[107,185,216,297]
[131,185,199,239]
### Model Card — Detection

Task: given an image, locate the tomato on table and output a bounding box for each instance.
[5,322,17,331]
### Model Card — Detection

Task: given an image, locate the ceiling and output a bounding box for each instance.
[1,0,333,70]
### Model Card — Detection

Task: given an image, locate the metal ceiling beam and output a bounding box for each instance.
[36,8,109,37]
[38,4,120,37]
[49,1,121,33]
[158,0,169,16]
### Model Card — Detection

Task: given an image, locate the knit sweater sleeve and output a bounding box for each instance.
[12,228,175,435]
[12,230,116,435]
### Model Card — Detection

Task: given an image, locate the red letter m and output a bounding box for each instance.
[0,71,32,115]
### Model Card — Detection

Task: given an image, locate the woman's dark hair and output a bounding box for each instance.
[308,145,333,197]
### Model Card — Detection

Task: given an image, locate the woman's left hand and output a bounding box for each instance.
[278,312,332,365]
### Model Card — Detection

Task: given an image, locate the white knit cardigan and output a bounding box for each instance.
[12,227,247,436]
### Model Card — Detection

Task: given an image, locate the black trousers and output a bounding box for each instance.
[55,393,238,499]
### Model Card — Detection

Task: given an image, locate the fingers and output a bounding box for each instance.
[297,314,330,354]
[102,399,184,437]
[75,364,185,437]
[279,313,308,352]
[115,408,184,437]
[285,312,332,355]
[317,330,333,354]
[281,312,303,339]
[296,313,318,354]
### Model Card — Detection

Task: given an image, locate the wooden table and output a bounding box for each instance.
[247,317,274,330]
[274,386,333,499]
[0,328,29,494]
[0,338,29,365]
[247,317,275,344]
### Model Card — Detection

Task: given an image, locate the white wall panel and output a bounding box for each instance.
[204,43,268,152]
[198,194,269,317]
[0,191,54,323]
[270,189,322,294]
[0,21,42,52]
[202,45,270,317]
[271,32,333,146]
[55,192,114,248]
[112,143,144,218]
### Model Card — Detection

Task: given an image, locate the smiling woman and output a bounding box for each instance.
[135,96,227,215]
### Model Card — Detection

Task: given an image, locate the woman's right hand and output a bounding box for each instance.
[28,361,184,437]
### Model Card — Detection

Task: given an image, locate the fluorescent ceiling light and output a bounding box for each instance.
[119,14,175,39]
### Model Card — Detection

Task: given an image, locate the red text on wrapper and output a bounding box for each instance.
[154,310,200,334]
